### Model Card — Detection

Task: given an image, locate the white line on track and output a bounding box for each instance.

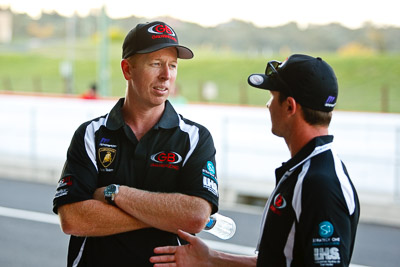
[0,205,59,225]
[0,206,370,267]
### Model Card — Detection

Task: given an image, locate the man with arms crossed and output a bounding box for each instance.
[151,54,359,267]
[53,21,219,266]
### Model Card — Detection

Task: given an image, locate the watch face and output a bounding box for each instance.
[105,184,116,196]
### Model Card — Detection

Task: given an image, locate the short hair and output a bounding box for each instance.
[301,106,332,126]
[278,92,332,126]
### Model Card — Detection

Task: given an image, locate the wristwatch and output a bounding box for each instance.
[104,184,120,205]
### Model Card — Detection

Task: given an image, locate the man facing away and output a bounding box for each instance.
[53,21,219,266]
[151,54,360,267]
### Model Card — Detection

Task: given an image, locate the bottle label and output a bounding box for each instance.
[205,217,216,230]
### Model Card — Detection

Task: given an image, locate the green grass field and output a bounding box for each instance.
[1,41,400,113]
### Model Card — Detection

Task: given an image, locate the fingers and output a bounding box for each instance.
[150,254,176,264]
[178,229,206,248]
[151,230,194,266]
[154,246,177,254]
[153,263,176,267]
[177,229,195,243]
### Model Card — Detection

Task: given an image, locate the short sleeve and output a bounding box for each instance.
[178,125,219,214]
[53,123,98,214]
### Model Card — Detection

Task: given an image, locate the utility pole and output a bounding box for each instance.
[63,13,76,94]
[98,5,110,97]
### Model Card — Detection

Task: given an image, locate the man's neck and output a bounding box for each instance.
[122,98,165,141]
[285,124,329,158]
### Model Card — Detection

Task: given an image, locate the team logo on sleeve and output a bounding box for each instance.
[54,176,73,199]
[207,161,216,175]
[98,147,116,168]
[319,221,334,238]
[202,161,218,197]
[313,221,341,265]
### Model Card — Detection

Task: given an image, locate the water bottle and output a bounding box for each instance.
[203,213,236,240]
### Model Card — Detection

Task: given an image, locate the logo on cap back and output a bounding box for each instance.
[325,96,336,108]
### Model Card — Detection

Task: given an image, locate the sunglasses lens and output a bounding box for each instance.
[266,61,281,76]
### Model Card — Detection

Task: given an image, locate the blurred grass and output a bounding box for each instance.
[1,40,400,113]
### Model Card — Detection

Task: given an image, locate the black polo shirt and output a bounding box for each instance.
[53,98,219,267]
[256,136,360,267]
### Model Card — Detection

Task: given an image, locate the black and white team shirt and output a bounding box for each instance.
[256,136,360,267]
[53,98,219,267]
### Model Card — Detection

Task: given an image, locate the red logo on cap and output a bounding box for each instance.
[148,24,176,36]
[148,24,177,43]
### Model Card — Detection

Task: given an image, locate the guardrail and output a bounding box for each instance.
[1,93,400,206]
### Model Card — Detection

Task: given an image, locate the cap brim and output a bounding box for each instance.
[136,43,194,59]
[248,74,280,91]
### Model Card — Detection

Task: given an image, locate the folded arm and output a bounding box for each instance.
[99,185,212,234]
[57,199,150,237]
[58,185,211,237]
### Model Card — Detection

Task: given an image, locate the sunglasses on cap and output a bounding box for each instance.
[265,60,293,96]
[265,60,281,76]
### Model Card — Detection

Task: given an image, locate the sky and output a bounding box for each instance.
[1,0,399,29]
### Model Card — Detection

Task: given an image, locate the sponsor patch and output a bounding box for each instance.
[98,147,116,168]
[207,161,215,175]
[202,161,218,197]
[269,193,287,215]
[314,247,340,265]
[312,221,341,265]
[203,176,219,197]
[54,188,68,199]
[57,176,72,189]
[319,221,334,238]
[55,176,73,199]
[150,151,182,170]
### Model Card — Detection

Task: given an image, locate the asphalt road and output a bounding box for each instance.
[0,178,399,267]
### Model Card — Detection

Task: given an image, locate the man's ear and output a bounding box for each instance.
[121,59,131,81]
[286,96,298,116]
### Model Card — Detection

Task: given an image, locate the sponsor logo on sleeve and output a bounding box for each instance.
[207,161,216,175]
[319,221,334,238]
[54,176,72,199]
[314,247,340,264]
[202,161,218,197]
[312,221,341,266]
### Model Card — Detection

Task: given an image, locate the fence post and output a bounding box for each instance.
[395,127,400,202]
[30,107,37,161]
[381,85,389,113]
[33,76,42,93]
[239,81,248,105]
[3,76,12,91]
[221,116,229,179]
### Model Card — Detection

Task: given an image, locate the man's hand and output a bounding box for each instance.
[150,229,212,267]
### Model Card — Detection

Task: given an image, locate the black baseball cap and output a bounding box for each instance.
[122,21,194,59]
[248,54,338,112]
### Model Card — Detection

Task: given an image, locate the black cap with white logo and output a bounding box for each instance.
[248,54,338,112]
[122,21,194,59]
